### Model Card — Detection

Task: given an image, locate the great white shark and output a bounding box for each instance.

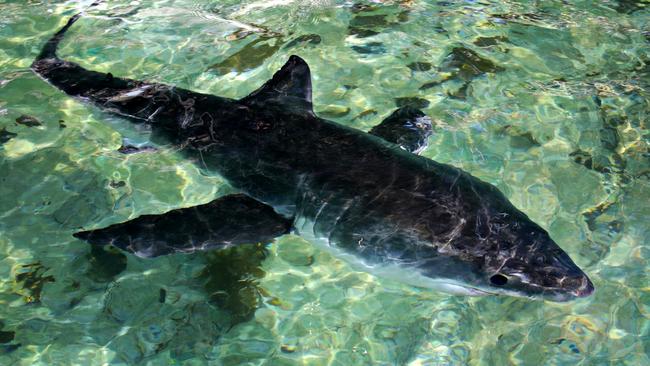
[31,12,594,302]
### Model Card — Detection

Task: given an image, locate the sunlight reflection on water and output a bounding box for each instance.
[0,0,648,365]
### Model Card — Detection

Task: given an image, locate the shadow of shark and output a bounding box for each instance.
[31,12,593,302]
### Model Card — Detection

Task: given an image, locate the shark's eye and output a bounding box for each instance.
[490,274,508,286]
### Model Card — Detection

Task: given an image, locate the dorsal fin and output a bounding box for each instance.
[241,55,313,111]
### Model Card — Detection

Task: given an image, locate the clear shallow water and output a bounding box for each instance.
[0,0,648,364]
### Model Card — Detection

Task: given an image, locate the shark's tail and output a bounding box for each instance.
[35,12,83,62]
[34,0,103,62]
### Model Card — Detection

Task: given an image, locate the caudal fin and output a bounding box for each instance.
[34,13,83,62]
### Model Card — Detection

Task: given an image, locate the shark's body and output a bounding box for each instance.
[32,13,593,301]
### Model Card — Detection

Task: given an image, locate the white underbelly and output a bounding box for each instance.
[292,216,488,296]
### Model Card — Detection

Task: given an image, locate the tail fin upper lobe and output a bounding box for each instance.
[34,13,83,62]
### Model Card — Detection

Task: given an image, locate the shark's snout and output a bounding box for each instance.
[544,274,594,302]
[548,248,595,300]
[571,275,595,298]
[536,266,595,301]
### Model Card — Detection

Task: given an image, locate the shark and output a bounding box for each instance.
[31,12,594,302]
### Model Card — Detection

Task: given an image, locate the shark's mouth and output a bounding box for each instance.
[458,286,494,296]
[434,283,496,297]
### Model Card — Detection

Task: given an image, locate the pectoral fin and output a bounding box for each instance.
[369,106,433,153]
[73,194,292,257]
[117,144,158,154]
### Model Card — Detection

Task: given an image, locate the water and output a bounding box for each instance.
[0,0,648,364]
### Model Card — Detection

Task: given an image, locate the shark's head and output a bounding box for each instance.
[416,209,594,302]
[475,220,594,302]
[410,188,594,301]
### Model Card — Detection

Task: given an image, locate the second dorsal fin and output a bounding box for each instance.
[369,106,433,154]
[241,55,313,111]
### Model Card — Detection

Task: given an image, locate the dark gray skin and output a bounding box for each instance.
[33,13,594,302]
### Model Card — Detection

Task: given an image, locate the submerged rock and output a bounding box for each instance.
[14,262,55,304]
[351,42,386,54]
[445,47,504,80]
[0,127,17,144]
[284,34,321,48]
[0,330,14,344]
[474,36,509,47]
[490,13,543,25]
[570,150,593,170]
[317,105,351,118]
[614,0,650,14]
[348,27,380,38]
[407,62,433,72]
[350,14,390,29]
[15,114,42,127]
[209,36,282,74]
[353,109,378,120]
[395,97,430,109]
[419,76,452,90]
[418,47,503,91]
[347,5,411,38]
[0,322,20,355]
[447,82,470,100]
[501,125,542,149]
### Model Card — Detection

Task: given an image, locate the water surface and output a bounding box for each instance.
[0,0,649,365]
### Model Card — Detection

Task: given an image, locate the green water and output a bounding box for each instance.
[0,0,649,364]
